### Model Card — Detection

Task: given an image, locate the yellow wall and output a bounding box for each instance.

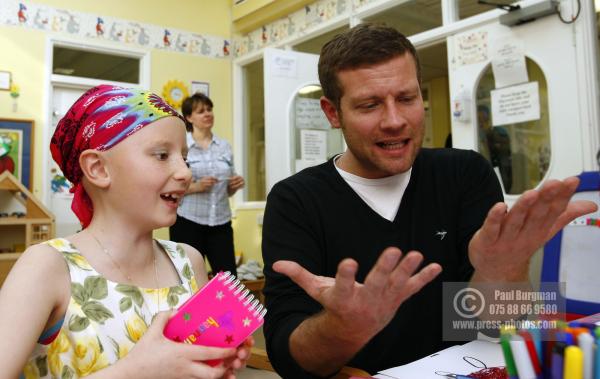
[0,1,236,249]
[0,26,47,199]
[430,76,451,148]
[0,0,232,197]
[233,0,314,34]
[232,208,264,263]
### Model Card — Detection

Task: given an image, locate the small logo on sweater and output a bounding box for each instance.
[435,230,447,240]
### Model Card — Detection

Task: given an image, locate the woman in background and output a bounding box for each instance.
[170,93,244,275]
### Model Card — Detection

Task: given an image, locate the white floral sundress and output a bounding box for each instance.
[21,238,199,378]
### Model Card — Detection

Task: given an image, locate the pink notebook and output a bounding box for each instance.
[163,271,266,349]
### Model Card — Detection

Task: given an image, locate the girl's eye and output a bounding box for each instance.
[155,152,169,160]
[184,158,190,168]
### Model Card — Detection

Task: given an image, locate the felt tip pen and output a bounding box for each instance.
[519,330,542,376]
[563,345,583,379]
[543,328,558,379]
[527,327,543,364]
[552,341,567,379]
[501,331,519,379]
[556,330,576,345]
[576,331,593,379]
[594,327,600,379]
[510,334,537,379]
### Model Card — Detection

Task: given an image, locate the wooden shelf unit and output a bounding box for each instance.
[0,172,55,287]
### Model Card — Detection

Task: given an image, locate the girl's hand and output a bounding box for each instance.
[221,336,255,378]
[113,311,237,379]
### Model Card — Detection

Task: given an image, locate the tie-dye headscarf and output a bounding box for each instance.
[50,84,184,229]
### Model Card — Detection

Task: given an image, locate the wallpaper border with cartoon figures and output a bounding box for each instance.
[232,0,379,58]
[0,0,232,59]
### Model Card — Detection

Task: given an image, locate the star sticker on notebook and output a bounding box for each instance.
[242,317,251,327]
[183,312,191,322]
[216,291,224,300]
[225,335,234,344]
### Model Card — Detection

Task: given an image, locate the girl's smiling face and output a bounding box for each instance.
[102,116,192,229]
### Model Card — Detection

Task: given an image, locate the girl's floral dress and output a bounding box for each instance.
[22,238,199,378]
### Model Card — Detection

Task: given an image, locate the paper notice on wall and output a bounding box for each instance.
[453,31,488,67]
[300,129,327,160]
[270,51,297,78]
[491,81,540,126]
[490,38,528,88]
[295,98,329,129]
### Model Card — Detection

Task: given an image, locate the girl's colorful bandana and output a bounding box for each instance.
[50,84,184,228]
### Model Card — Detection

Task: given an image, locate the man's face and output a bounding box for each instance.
[321,54,425,179]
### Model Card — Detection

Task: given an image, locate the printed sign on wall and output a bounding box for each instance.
[491,81,540,126]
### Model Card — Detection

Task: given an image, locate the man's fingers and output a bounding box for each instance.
[476,202,507,246]
[499,190,537,242]
[333,259,358,298]
[388,251,424,291]
[273,260,331,300]
[519,180,573,240]
[547,200,598,238]
[400,263,443,297]
[364,247,402,291]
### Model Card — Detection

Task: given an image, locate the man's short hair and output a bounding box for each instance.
[318,23,421,110]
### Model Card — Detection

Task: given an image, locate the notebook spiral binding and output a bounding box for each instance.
[218,271,267,320]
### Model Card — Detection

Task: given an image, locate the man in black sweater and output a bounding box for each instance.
[262,24,597,378]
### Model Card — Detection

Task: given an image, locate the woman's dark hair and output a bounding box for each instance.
[181,93,214,132]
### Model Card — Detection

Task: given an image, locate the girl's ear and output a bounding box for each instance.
[79,150,110,188]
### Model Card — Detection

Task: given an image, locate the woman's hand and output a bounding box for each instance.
[227,175,244,196]
[188,176,218,194]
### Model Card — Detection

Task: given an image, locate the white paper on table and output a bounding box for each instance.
[374,340,504,379]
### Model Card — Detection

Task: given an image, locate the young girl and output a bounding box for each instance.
[0,85,252,378]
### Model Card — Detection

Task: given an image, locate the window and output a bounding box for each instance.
[363,0,442,36]
[291,85,344,173]
[475,58,550,195]
[242,59,266,201]
[52,46,140,83]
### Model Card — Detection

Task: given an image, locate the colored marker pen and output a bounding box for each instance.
[510,334,537,379]
[528,327,543,364]
[501,330,519,379]
[519,330,542,378]
[577,331,593,379]
[543,327,558,379]
[594,327,600,379]
[563,345,583,379]
[557,330,576,346]
[552,341,567,379]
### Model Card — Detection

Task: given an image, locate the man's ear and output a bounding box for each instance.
[320,96,342,129]
[79,150,110,188]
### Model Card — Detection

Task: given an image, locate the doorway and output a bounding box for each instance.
[44,39,149,237]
